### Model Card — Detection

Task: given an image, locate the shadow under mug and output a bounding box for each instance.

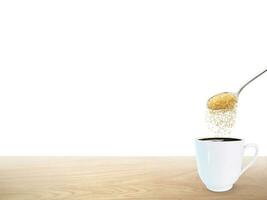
[195,137,258,192]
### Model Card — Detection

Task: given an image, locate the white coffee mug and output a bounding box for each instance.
[195,137,258,192]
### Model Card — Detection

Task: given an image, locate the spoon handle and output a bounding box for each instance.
[237,68,267,96]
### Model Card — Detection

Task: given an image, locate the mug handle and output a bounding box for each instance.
[240,143,258,176]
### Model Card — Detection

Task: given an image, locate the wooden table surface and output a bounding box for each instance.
[0,157,266,200]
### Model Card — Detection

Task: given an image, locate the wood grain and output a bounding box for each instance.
[0,157,266,200]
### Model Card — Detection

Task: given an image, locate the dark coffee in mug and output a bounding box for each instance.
[198,137,241,142]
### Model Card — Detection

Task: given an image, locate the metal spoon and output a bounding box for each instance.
[208,68,267,109]
[237,68,267,96]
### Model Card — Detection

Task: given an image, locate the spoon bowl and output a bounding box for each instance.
[207,92,238,110]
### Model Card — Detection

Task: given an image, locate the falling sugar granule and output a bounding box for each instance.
[206,106,237,136]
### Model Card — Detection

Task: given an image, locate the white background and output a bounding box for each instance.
[0,0,267,155]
